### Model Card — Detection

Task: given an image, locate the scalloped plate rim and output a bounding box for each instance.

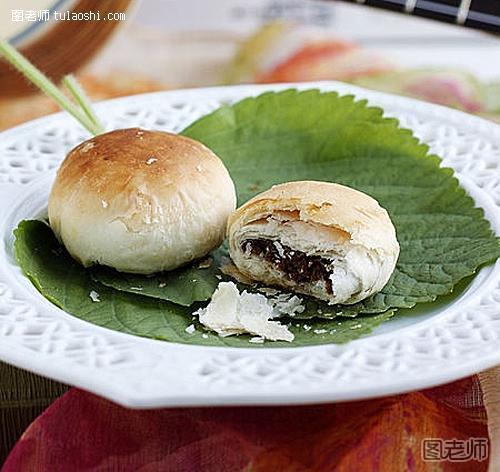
[0,81,499,407]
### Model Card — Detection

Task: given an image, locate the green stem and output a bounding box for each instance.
[62,74,103,133]
[0,40,101,136]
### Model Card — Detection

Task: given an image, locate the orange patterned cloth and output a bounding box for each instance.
[1,377,488,471]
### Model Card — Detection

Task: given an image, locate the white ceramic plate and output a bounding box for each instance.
[0,82,499,408]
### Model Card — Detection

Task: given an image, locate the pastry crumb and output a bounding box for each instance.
[194,282,294,342]
[89,290,100,302]
[198,257,212,269]
[269,292,305,317]
[185,324,196,334]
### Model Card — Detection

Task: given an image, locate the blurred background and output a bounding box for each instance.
[1,0,500,130]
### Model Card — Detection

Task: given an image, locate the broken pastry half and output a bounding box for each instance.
[227,181,399,305]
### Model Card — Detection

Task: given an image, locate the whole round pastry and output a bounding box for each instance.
[227,181,399,304]
[49,128,236,273]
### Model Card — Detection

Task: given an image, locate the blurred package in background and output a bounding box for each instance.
[1,0,500,130]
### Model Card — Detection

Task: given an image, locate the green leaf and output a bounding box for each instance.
[182,89,500,317]
[14,220,393,346]
[12,90,500,345]
[90,249,225,307]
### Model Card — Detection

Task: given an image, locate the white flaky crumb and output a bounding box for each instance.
[146,157,158,165]
[89,290,100,302]
[202,333,209,339]
[194,282,294,342]
[101,200,108,209]
[158,282,167,288]
[258,287,279,296]
[249,336,265,344]
[269,293,305,318]
[314,329,327,334]
[185,324,196,334]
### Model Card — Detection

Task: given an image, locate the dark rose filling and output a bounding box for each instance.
[241,238,333,294]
